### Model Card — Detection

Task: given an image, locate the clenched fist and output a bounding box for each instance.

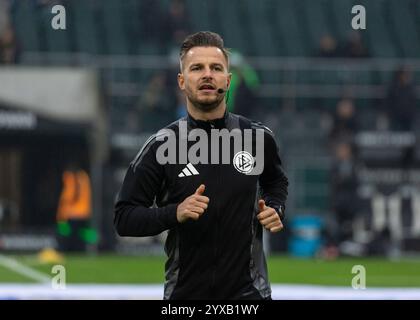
[257,199,283,233]
[176,184,210,223]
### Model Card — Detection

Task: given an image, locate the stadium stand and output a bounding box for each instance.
[3,0,420,255]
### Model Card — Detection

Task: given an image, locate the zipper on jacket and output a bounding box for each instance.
[210,136,221,292]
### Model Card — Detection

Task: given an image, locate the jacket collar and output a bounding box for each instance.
[187,109,229,130]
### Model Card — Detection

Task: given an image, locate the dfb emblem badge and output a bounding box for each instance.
[233,151,254,174]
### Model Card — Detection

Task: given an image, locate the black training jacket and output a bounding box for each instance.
[114,111,288,300]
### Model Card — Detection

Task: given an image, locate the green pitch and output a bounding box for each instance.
[1,254,420,287]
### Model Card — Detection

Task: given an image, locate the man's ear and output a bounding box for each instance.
[177,73,185,90]
[226,72,232,90]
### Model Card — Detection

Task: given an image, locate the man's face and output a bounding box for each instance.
[178,46,231,112]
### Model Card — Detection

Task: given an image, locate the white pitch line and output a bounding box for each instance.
[0,254,51,284]
[1,284,420,300]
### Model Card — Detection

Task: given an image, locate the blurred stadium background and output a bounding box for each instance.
[1,0,420,299]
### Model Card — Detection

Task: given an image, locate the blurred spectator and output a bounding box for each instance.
[163,50,187,119]
[383,67,418,131]
[316,34,339,58]
[124,107,142,133]
[329,98,358,146]
[339,31,369,58]
[139,0,166,46]
[0,24,19,64]
[227,51,260,119]
[135,71,176,132]
[163,0,192,50]
[56,162,92,252]
[330,141,360,245]
[0,0,11,35]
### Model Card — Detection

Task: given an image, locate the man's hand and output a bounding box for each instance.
[176,184,210,223]
[257,199,283,233]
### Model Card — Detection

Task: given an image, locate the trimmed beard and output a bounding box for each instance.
[188,93,225,112]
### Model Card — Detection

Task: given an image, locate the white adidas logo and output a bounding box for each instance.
[178,163,199,177]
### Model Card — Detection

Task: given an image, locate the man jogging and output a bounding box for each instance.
[114,31,288,300]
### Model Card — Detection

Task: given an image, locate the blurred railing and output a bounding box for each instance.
[21,53,420,99]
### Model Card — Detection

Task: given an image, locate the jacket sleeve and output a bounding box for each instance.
[114,136,178,237]
[259,130,289,221]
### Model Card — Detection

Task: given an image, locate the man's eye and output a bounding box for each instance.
[191,66,200,71]
[214,66,223,71]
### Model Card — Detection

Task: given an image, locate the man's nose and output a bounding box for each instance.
[202,66,213,79]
